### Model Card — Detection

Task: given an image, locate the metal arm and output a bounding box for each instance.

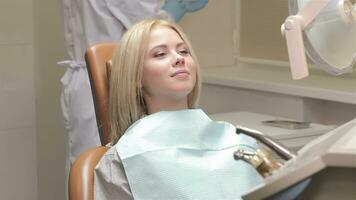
[235,125,296,160]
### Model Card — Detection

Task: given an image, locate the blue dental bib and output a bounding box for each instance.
[115,109,263,200]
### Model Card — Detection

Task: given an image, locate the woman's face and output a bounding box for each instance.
[142,25,196,101]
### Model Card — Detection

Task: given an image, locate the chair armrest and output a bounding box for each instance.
[69,146,109,200]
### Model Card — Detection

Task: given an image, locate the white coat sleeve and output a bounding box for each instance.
[104,0,171,29]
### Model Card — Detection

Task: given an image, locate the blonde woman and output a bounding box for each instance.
[94,19,262,200]
[108,19,201,143]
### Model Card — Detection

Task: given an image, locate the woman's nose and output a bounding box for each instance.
[173,53,185,67]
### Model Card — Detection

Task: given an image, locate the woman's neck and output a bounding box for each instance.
[144,95,189,114]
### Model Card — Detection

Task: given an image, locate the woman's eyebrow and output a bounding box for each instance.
[176,42,186,48]
[149,42,186,52]
[150,44,167,52]
[147,45,165,56]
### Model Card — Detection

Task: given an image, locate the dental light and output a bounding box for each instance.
[281,0,356,79]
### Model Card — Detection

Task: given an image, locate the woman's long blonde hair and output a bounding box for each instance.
[109,19,201,143]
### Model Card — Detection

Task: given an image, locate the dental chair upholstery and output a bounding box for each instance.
[69,146,109,200]
[85,42,118,145]
[69,43,117,200]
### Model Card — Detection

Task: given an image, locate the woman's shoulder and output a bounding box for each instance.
[94,145,133,200]
[95,145,124,176]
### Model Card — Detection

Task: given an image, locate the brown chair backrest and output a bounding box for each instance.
[69,146,109,200]
[85,43,118,145]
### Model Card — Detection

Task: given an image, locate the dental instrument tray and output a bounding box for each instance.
[262,120,310,129]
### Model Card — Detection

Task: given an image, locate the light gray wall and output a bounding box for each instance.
[0,0,37,199]
[33,0,67,199]
[178,0,290,65]
[179,0,238,68]
[0,0,67,199]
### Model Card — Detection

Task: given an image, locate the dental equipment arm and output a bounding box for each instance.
[236,125,296,160]
[234,125,297,177]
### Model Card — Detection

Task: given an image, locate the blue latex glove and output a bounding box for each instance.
[183,0,209,12]
[162,0,209,22]
[162,0,185,22]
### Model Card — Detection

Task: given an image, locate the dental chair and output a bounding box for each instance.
[86,42,118,146]
[69,42,117,200]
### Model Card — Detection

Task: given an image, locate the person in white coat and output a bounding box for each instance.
[58,0,173,181]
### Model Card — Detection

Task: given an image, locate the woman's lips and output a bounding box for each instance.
[170,69,189,77]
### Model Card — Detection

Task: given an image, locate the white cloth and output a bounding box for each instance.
[58,0,171,164]
[115,109,263,200]
[94,110,263,200]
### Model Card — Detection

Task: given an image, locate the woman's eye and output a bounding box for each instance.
[178,49,189,55]
[153,52,166,58]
